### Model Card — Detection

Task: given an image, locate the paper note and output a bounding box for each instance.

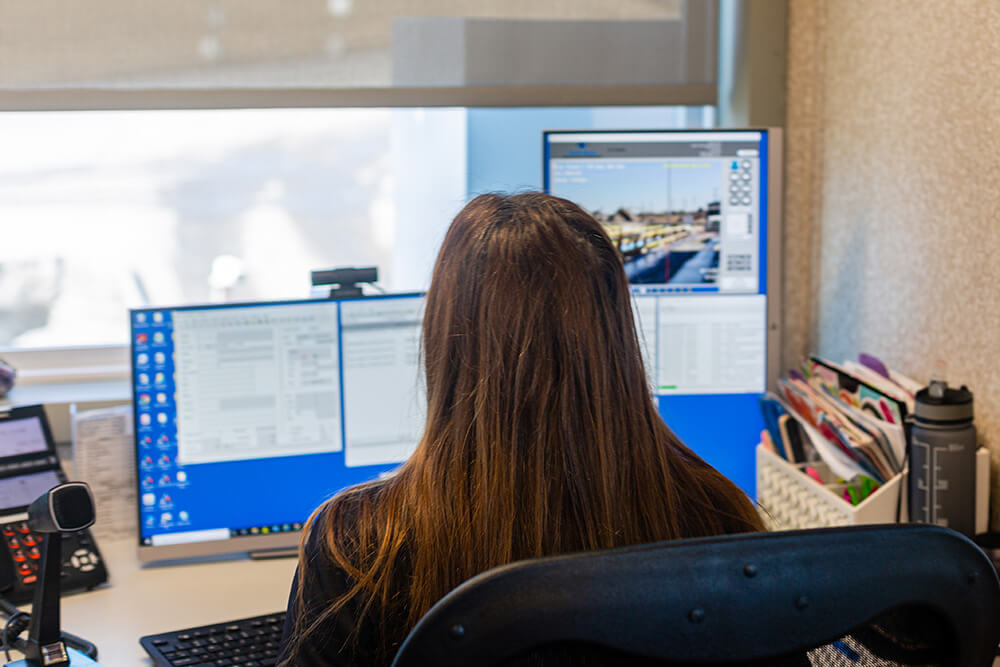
[72,405,136,540]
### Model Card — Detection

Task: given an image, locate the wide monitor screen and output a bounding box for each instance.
[131,293,424,560]
[544,129,779,494]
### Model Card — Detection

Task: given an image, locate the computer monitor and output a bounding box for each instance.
[130,293,425,562]
[543,129,783,495]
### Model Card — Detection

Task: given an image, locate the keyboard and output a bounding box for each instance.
[140,611,286,667]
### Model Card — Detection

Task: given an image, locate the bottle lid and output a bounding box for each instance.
[914,381,974,424]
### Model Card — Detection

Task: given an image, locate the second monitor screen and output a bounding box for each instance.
[132,293,425,546]
[544,130,770,495]
[545,130,769,397]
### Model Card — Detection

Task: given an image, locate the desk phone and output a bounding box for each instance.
[0,406,106,604]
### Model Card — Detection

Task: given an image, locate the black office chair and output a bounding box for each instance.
[390,524,1000,667]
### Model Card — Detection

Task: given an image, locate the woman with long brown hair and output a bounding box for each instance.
[279,192,763,666]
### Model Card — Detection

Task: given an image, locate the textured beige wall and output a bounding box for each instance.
[785,0,1000,528]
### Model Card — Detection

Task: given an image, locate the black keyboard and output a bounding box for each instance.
[140,611,286,667]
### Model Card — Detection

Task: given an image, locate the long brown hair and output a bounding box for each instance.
[285,192,763,663]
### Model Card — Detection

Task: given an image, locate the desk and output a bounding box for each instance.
[52,537,297,666]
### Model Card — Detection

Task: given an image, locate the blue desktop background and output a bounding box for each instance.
[132,298,409,544]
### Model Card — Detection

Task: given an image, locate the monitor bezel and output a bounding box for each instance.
[129,292,425,564]
[541,127,783,392]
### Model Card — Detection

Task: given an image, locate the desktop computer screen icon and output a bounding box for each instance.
[544,129,783,494]
[130,293,425,562]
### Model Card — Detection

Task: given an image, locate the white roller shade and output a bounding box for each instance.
[0,0,717,108]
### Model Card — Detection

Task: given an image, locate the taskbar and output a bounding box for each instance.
[232,522,304,538]
[141,521,305,546]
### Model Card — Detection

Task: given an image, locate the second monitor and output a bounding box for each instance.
[130,293,425,563]
[544,129,783,495]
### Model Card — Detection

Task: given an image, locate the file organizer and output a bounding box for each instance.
[757,445,991,531]
[756,445,906,530]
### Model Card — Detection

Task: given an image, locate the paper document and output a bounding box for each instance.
[792,411,868,480]
[72,405,136,540]
[774,384,870,481]
[842,361,915,413]
[836,396,906,470]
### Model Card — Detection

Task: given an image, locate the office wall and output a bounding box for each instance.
[784,0,1000,528]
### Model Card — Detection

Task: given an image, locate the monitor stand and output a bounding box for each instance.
[248,546,298,560]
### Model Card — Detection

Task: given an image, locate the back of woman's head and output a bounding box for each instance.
[296,192,762,662]
[421,193,651,511]
[414,191,758,552]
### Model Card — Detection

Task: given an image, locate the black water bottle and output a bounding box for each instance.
[908,380,977,536]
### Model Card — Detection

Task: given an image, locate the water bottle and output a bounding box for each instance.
[908,380,977,535]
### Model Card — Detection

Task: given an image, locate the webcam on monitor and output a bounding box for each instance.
[311,266,379,299]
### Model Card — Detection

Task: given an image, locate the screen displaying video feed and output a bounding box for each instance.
[544,131,767,294]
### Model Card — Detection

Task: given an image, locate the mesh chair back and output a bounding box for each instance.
[390,525,1000,667]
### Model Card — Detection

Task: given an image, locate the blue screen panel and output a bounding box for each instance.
[132,294,425,548]
[657,394,764,496]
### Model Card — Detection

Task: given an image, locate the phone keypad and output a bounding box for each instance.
[3,523,44,585]
[0,520,106,602]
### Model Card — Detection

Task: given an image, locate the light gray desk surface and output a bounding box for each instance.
[50,537,297,666]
